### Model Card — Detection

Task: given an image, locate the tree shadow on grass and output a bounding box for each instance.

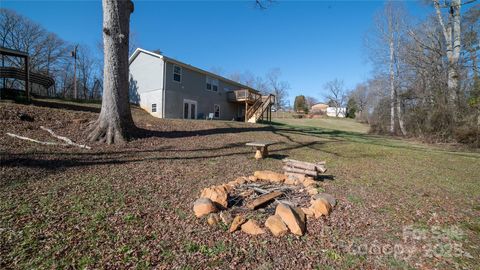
[271,122,480,158]
[0,141,320,182]
[316,175,335,181]
[130,125,275,139]
[267,154,289,160]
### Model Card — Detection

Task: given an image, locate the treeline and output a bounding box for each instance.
[348,1,479,146]
[0,9,102,100]
[227,68,290,111]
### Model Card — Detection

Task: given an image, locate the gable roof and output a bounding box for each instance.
[129,48,258,93]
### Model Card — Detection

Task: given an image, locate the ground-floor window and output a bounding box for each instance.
[152,103,157,112]
[214,104,220,118]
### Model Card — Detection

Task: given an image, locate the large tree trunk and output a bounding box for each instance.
[87,0,135,144]
[434,0,461,106]
[396,90,407,135]
[389,23,395,134]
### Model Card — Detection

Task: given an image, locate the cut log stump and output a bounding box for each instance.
[246,141,274,160]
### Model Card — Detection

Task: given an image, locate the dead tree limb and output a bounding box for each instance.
[6,133,68,147]
[40,126,91,149]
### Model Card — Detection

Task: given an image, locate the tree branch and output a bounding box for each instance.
[40,126,92,149]
[6,133,69,147]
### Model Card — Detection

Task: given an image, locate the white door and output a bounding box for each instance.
[183,99,197,119]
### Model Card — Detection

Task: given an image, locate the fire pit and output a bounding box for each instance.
[193,160,337,237]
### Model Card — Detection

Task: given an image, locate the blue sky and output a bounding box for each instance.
[2,0,432,105]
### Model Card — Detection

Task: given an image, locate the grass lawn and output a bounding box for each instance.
[1,99,479,269]
[272,116,370,134]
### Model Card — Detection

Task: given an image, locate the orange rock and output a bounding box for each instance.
[284,177,297,185]
[227,180,238,187]
[222,183,234,193]
[207,213,221,226]
[229,215,247,232]
[313,193,337,207]
[254,170,286,183]
[265,215,289,236]
[234,177,247,185]
[303,178,317,188]
[301,207,315,218]
[310,198,332,218]
[275,203,306,236]
[220,212,233,225]
[200,185,228,208]
[307,186,319,195]
[241,220,265,235]
[193,198,217,218]
[285,172,306,184]
[248,175,258,182]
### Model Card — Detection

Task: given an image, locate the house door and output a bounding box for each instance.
[183,99,197,119]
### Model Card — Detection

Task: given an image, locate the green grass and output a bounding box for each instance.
[272,116,370,134]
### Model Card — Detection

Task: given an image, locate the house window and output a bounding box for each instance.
[152,103,157,112]
[206,76,219,92]
[173,65,182,82]
[214,104,220,118]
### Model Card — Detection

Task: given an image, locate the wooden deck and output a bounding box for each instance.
[227,89,261,104]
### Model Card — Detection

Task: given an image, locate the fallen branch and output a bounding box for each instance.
[40,126,91,149]
[6,133,69,147]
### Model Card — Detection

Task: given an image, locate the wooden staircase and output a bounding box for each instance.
[246,94,275,123]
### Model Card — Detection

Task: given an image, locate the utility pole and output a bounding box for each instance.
[71,45,78,99]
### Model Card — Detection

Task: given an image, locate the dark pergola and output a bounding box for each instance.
[0,47,30,99]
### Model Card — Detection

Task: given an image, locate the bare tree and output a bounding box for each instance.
[351,83,369,121]
[323,78,346,117]
[76,45,97,100]
[87,0,135,144]
[305,96,319,109]
[433,0,462,104]
[228,72,242,84]
[367,1,408,135]
[228,70,272,95]
[266,68,289,109]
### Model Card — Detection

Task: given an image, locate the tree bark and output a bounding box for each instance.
[87,0,135,144]
[434,0,461,106]
[389,17,395,134]
[396,89,407,135]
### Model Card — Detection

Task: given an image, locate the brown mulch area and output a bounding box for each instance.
[1,100,478,269]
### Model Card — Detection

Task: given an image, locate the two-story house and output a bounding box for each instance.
[128,48,274,122]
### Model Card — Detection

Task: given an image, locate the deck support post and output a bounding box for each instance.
[245,100,247,122]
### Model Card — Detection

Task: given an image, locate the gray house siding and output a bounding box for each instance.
[163,61,239,120]
[129,48,255,120]
[129,52,165,118]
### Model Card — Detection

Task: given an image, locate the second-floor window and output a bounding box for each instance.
[206,76,219,92]
[173,65,182,82]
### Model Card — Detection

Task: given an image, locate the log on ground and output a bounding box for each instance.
[283,166,318,177]
[246,191,284,210]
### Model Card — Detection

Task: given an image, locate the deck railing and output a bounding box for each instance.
[227,89,261,103]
